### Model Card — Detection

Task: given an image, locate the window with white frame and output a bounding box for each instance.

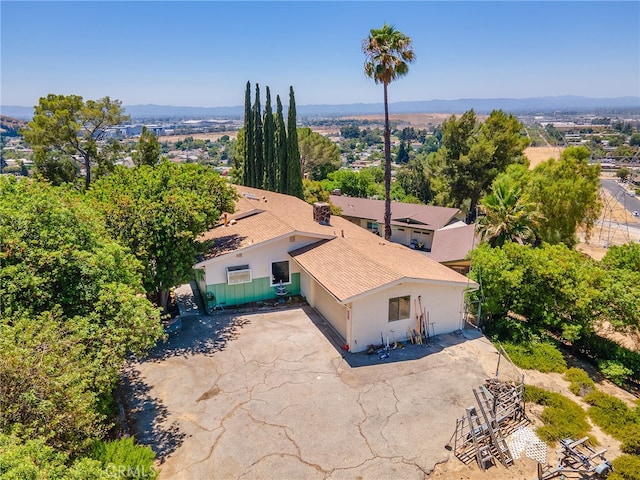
[271,260,290,285]
[226,265,252,285]
[388,295,411,322]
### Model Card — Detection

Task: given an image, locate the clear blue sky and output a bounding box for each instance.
[2,1,639,108]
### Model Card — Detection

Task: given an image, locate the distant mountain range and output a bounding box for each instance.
[3,96,639,120]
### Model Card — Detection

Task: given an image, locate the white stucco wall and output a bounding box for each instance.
[390,227,411,245]
[200,234,320,285]
[390,227,434,249]
[348,282,466,352]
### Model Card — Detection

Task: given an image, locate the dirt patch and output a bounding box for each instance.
[429,455,542,479]
[524,146,563,169]
[577,179,640,256]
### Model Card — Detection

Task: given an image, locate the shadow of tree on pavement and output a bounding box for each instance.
[119,365,187,463]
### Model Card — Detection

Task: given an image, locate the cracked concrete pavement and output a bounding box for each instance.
[122,305,504,480]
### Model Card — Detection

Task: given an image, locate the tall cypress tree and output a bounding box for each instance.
[275,95,288,194]
[287,86,303,198]
[243,81,254,187]
[253,84,264,189]
[262,87,276,191]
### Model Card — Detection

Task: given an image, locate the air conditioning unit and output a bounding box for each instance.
[227,265,251,285]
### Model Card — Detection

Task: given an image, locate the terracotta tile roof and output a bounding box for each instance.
[199,185,476,302]
[330,195,463,229]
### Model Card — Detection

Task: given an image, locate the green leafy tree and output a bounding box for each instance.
[395,153,433,204]
[340,125,361,139]
[0,176,163,453]
[525,146,601,247]
[321,168,381,198]
[629,132,640,147]
[88,162,237,311]
[242,81,254,186]
[263,87,277,190]
[476,178,539,247]
[612,144,638,158]
[601,243,640,273]
[303,178,330,204]
[1,312,106,451]
[438,109,529,216]
[298,127,341,180]
[287,86,303,198]
[33,151,78,186]
[132,126,162,167]
[616,167,632,182]
[396,140,409,164]
[275,95,288,193]
[253,84,264,188]
[470,242,603,343]
[22,94,129,189]
[231,128,245,185]
[363,23,415,240]
[470,241,640,342]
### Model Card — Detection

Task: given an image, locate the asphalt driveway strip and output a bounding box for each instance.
[121,305,505,480]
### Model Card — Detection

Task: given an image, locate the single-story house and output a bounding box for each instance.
[194,186,478,353]
[329,194,480,274]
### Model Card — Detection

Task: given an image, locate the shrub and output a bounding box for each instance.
[0,432,109,479]
[575,334,640,381]
[563,367,595,396]
[524,385,592,444]
[584,390,639,439]
[90,437,157,480]
[597,359,633,386]
[609,454,640,480]
[502,342,567,373]
[621,425,640,455]
[486,316,538,344]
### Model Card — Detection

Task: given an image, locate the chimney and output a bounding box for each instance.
[313,202,331,225]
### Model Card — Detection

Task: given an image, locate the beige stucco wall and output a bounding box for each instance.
[308,279,348,340]
[348,282,466,352]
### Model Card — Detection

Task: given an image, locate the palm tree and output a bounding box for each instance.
[363,23,415,240]
[476,179,541,247]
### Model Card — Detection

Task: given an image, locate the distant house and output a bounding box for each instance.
[194,186,477,353]
[329,195,479,274]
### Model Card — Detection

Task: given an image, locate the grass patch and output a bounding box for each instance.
[563,367,595,396]
[524,385,592,445]
[501,342,567,373]
[584,390,640,454]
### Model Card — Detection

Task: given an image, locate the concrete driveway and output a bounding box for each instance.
[122,305,503,480]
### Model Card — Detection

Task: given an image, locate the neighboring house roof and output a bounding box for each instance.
[329,195,463,230]
[328,194,478,264]
[428,223,480,264]
[197,185,476,303]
